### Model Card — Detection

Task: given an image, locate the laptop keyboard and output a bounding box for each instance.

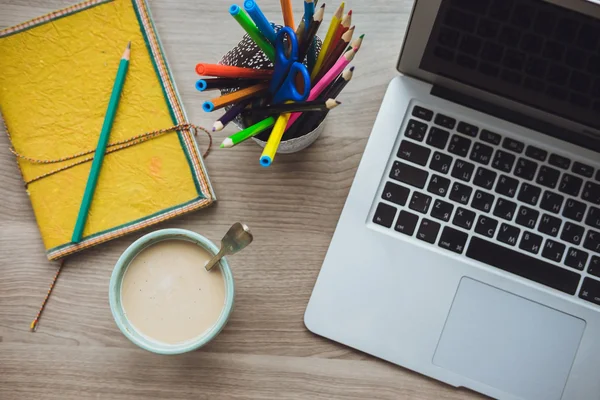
[373,103,600,306]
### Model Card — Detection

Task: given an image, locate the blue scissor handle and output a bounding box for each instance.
[272,62,310,104]
[269,27,299,94]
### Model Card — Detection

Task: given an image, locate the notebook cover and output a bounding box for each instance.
[0,0,215,260]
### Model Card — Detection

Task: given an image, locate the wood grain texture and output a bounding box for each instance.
[0,1,482,398]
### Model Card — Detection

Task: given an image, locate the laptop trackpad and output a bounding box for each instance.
[433,278,585,400]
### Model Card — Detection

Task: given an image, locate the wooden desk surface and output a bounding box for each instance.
[0,1,481,398]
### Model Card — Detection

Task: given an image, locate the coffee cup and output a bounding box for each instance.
[109,229,235,354]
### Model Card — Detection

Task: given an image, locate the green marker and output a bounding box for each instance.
[229,4,275,62]
[71,42,131,243]
[220,117,276,148]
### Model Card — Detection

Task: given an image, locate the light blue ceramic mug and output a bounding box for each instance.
[109,229,235,355]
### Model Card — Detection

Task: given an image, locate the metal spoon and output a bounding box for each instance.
[205,222,253,271]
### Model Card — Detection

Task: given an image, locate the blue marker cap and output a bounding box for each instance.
[202,101,215,112]
[243,0,255,11]
[195,79,207,92]
[259,156,272,167]
[229,4,240,15]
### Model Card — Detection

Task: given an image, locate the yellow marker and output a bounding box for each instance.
[259,113,292,167]
[311,2,344,80]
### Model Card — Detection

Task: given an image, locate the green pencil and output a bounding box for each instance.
[220,116,276,149]
[229,5,275,62]
[71,42,131,243]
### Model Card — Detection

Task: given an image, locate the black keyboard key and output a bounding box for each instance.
[457,121,479,137]
[416,218,441,244]
[453,207,476,230]
[382,182,410,206]
[586,207,600,229]
[448,135,472,158]
[434,113,456,129]
[426,127,450,150]
[502,137,524,153]
[404,119,428,141]
[398,140,431,166]
[582,182,600,205]
[429,151,453,175]
[561,222,585,245]
[584,229,600,253]
[438,226,469,254]
[498,223,521,246]
[494,198,517,221]
[514,158,538,181]
[427,174,451,197]
[495,175,519,198]
[540,191,564,214]
[565,248,589,271]
[431,199,454,222]
[536,166,561,189]
[451,160,475,182]
[539,214,562,237]
[394,210,419,236]
[472,190,495,213]
[559,174,583,197]
[519,231,543,254]
[517,183,541,206]
[412,106,433,121]
[573,162,594,178]
[475,215,499,238]
[373,203,397,228]
[480,129,501,145]
[473,167,497,190]
[542,239,566,263]
[563,199,587,222]
[549,153,571,170]
[409,191,433,214]
[492,150,516,173]
[470,142,494,165]
[579,278,600,306]
[516,206,539,229]
[589,256,600,277]
[450,182,473,205]
[525,145,547,162]
[390,161,429,189]
[467,237,580,295]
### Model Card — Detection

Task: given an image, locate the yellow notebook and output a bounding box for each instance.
[0,0,215,260]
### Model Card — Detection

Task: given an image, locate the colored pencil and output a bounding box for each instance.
[213,98,253,131]
[260,112,292,166]
[280,0,295,28]
[244,0,277,44]
[298,4,325,62]
[203,82,269,112]
[285,47,356,130]
[195,77,264,92]
[195,64,274,79]
[311,2,344,79]
[72,42,130,243]
[321,65,353,99]
[244,98,340,115]
[296,20,306,41]
[221,116,276,148]
[326,10,352,60]
[345,33,364,52]
[230,5,276,61]
[303,0,315,35]
[315,25,354,82]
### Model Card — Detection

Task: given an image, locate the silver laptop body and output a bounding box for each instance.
[305,1,600,399]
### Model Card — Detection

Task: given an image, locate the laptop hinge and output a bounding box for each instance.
[430,85,600,153]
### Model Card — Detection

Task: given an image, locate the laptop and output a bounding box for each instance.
[304,0,600,399]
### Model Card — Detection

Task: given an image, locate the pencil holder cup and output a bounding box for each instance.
[219,27,325,154]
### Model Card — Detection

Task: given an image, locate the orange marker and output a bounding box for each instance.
[280,0,295,28]
[195,63,274,79]
[202,82,269,112]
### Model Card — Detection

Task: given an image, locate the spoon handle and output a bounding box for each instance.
[205,246,225,271]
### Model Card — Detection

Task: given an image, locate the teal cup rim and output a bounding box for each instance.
[109,228,235,355]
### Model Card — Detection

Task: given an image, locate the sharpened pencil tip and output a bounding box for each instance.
[348,9,352,15]
[220,143,225,148]
[350,66,355,71]
[127,41,131,49]
[336,100,342,105]
[212,127,216,132]
[359,34,365,39]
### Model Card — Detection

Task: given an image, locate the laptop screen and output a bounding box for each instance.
[420,0,600,131]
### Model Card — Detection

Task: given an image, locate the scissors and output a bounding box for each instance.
[269,27,311,104]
